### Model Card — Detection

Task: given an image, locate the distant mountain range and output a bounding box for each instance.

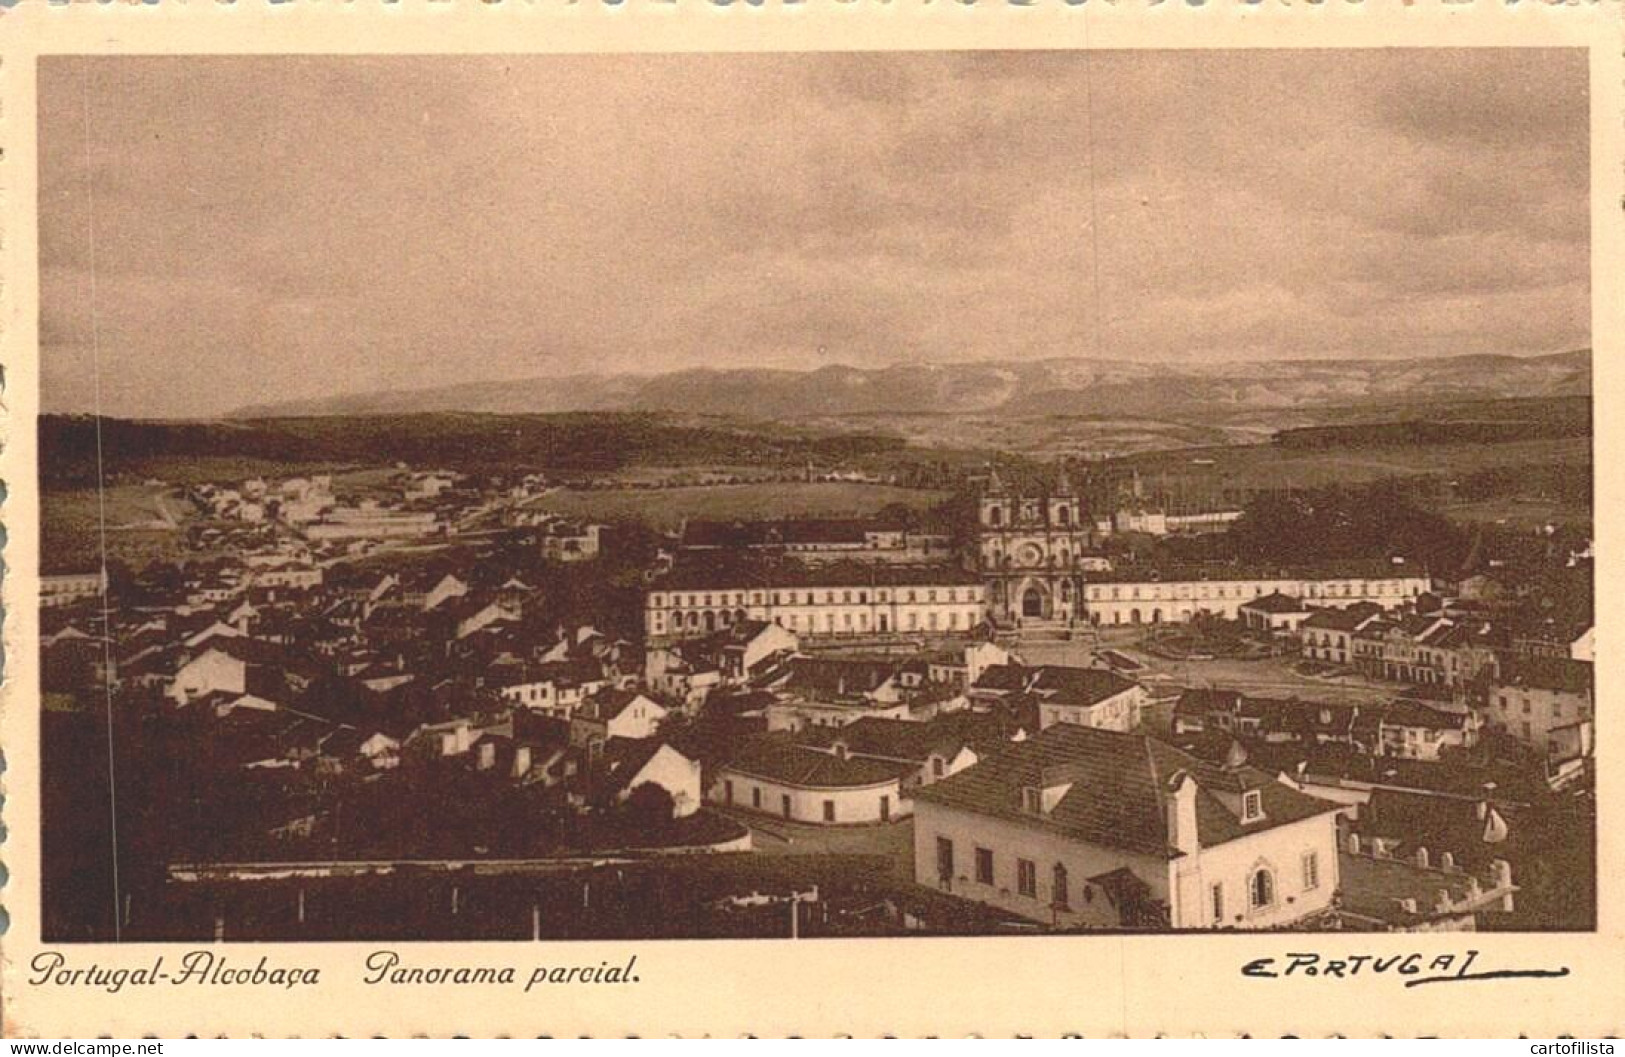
[233,350,1591,423]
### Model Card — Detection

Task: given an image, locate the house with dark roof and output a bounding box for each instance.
[1335,830,1516,931]
[1350,789,1513,873]
[1488,657,1594,759]
[798,713,1013,790]
[1173,690,1476,762]
[1239,592,1312,634]
[1180,736,1550,812]
[1370,698,1481,761]
[588,738,704,818]
[911,724,1344,929]
[643,642,726,714]
[708,734,916,825]
[167,641,293,707]
[1345,611,1504,692]
[569,688,669,747]
[1300,603,1384,665]
[971,663,1144,734]
[645,620,798,709]
[1171,689,1245,736]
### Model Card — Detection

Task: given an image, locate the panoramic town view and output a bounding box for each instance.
[38,49,1592,940]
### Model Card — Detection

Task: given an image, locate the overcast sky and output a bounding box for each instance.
[39,49,1589,419]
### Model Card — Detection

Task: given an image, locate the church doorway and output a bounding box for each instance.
[1022,585,1046,619]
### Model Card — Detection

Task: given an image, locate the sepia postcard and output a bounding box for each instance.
[1,0,1621,1038]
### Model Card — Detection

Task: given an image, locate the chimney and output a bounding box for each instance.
[456,722,473,754]
[513,745,532,779]
[1400,897,1418,915]
[1435,889,1454,915]
[478,740,496,771]
[1165,771,1200,856]
[1346,832,1362,855]
[1414,846,1430,869]
[1493,861,1517,913]
[1439,851,1456,871]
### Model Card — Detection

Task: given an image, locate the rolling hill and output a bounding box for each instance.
[232,349,1591,423]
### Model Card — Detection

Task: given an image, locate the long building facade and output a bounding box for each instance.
[1079,566,1431,625]
[646,487,1432,641]
[646,559,987,642]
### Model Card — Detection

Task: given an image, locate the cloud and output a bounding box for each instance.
[37,48,1590,417]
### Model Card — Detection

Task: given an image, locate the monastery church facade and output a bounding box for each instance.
[977,469,1102,626]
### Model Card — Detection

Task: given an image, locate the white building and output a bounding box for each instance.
[1300,604,1384,665]
[600,740,704,818]
[709,735,914,825]
[304,507,440,541]
[1239,592,1313,634]
[169,646,247,705]
[647,560,986,641]
[912,724,1343,929]
[1487,658,1594,758]
[1081,563,1430,626]
[41,570,107,609]
[970,663,1144,733]
[569,689,669,745]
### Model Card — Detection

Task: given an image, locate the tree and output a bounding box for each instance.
[621,782,677,830]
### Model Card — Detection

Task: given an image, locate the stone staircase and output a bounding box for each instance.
[1011,618,1078,642]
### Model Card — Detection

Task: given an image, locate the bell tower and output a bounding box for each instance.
[980,469,1014,529]
[1048,465,1082,528]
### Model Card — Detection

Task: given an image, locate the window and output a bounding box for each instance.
[932,757,945,778]
[724,780,734,804]
[975,847,994,885]
[1249,868,1274,910]
[752,787,762,809]
[1022,787,1042,814]
[823,800,835,823]
[936,837,955,881]
[1017,858,1037,898]
[1052,863,1070,909]
[1302,851,1320,891]
[1242,789,1263,823]
[1210,883,1225,924]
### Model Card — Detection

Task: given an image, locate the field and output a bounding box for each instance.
[1433,496,1593,532]
[41,484,193,573]
[1116,437,1590,507]
[530,482,951,531]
